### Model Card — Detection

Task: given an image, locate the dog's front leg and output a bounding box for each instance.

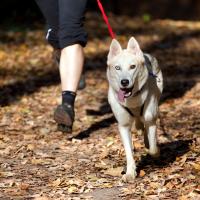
[145,122,160,158]
[119,125,137,182]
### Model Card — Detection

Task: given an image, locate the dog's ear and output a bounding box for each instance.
[108,39,122,61]
[127,37,142,55]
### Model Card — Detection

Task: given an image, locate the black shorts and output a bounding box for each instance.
[35,0,88,49]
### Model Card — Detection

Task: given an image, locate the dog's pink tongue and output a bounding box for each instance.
[117,89,125,102]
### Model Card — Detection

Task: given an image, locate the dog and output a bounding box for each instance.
[107,37,163,182]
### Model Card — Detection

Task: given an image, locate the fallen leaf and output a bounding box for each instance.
[133,141,143,149]
[34,197,51,200]
[19,183,30,190]
[51,178,62,187]
[179,195,188,200]
[31,158,43,165]
[165,181,174,189]
[179,155,187,166]
[39,128,51,135]
[107,140,114,147]
[103,167,123,177]
[139,170,146,177]
[192,163,200,171]
[68,185,78,194]
[0,171,15,177]
[86,174,99,182]
[27,143,35,151]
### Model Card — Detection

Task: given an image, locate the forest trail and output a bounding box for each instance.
[0,14,200,199]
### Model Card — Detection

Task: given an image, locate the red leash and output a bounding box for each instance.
[97,0,116,39]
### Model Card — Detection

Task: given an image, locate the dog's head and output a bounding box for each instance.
[107,37,148,102]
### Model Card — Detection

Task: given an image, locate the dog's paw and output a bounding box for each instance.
[122,171,137,183]
[146,147,160,158]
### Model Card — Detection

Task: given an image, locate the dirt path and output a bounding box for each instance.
[0,14,200,199]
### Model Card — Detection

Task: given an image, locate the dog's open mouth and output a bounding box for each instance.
[117,87,133,102]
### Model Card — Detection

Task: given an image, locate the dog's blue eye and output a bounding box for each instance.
[130,65,136,69]
[115,65,121,70]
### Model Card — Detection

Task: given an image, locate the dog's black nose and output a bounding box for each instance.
[121,79,129,87]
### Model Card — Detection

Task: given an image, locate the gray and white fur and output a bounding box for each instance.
[107,37,163,182]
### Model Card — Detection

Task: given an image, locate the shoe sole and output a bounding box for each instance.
[54,105,73,133]
[57,124,72,133]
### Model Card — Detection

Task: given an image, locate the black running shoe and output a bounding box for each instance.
[54,103,74,133]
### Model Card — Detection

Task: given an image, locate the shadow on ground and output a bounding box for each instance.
[136,139,193,173]
[1,28,200,108]
[74,115,116,140]
[0,69,60,106]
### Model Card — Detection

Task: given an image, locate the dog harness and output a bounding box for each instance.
[123,104,145,117]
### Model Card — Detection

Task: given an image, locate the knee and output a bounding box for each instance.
[59,20,88,48]
[143,110,156,123]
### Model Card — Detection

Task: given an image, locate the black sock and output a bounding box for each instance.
[62,91,76,106]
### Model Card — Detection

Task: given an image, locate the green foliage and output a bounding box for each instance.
[142,13,151,23]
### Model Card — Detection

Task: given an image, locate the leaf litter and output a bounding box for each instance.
[0,13,200,199]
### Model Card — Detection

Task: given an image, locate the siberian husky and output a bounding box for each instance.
[107,37,163,182]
